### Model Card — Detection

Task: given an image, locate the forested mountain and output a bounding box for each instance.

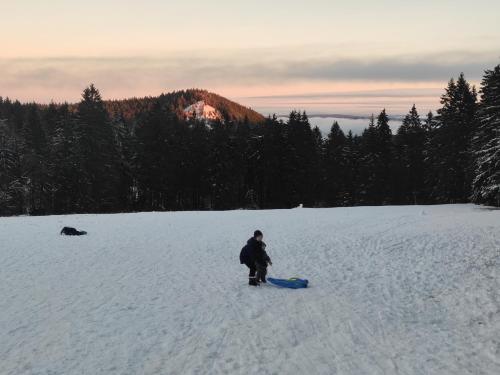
[102,89,265,124]
[1,65,499,216]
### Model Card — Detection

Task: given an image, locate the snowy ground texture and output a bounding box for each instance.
[1,204,499,375]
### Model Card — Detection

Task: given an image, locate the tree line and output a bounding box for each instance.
[1,65,499,216]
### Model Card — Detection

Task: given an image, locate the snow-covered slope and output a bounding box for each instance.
[1,205,499,375]
[184,100,222,121]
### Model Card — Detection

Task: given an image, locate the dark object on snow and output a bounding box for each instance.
[240,237,270,265]
[240,236,264,286]
[254,229,263,238]
[240,235,272,285]
[268,278,308,289]
[240,237,260,265]
[260,242,272,266]
[242,255,258,286]
[60,227,87,236]
[241,255,258,286]
[256,262,267,283]
[256,242,272,283]
[247,263,258,286]
[240,237,269,265]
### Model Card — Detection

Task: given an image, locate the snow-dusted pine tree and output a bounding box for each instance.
[427,74,478,203]
[396,105,426,204]
[323,121,347,205]
[472,65,500,206]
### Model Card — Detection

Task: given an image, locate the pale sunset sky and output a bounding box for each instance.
[1,0,499,115]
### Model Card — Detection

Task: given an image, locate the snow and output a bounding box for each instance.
[1,204,499,375]
[184,101,221,121]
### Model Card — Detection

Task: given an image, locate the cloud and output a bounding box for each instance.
[246,88,445,100]
[0,50,498,102]
[252,50,499,82]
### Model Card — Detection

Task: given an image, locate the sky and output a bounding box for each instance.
[1,0,500,115]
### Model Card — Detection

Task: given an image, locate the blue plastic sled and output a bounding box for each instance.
[268,277,309,289]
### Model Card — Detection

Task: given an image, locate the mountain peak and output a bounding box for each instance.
[183,100,222,121]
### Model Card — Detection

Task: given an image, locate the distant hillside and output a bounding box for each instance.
[104,89,265,124]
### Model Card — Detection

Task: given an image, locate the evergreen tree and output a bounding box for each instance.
[134,100,173,210]
[323,121,347,205]
[395,105,426,204]
[422,111,437,200]
[343,130,360,205]
[285,111,320,207]
[185,120,211,209]
[311,125,324,205]
[0,119,24,215]
[358,110,394,204]
[427,74,478,202]
[208,120,246,209]
[472,65,500,206]
[110,112,135,211]
[259,116,290,208]
[22,104,50,214]
[75,84,121,212]
[46,104,79,213]
[376,109,395,203]
[423,111,436,133]
[358,115,378,204]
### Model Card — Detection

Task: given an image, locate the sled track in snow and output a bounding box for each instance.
[0,204,499,374]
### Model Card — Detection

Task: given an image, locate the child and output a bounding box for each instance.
[240,230,264,286]
[256,241,272,283]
